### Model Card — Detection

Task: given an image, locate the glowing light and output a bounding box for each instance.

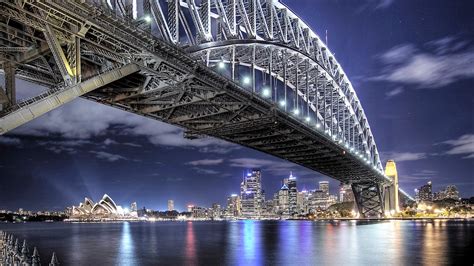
[242,76,251,85]
[293,109,300,115]
[217,61,226,69]
[143,15,152,23]
[305,116,310,122]
[262,88,271,97]
[279,100,286,107]
[316,123,321,128]
[231,194,238,197]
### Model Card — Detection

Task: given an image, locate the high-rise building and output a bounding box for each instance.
[385,160,400,212]
[433,185,460,201]
[444,185,459,200]
[226,194,241,218]
[167,200,174,211]
[276,184,290,216]
[284,173,298,215]
[319,181,329,197]
[211,203,222,219]
[418,181,433,202]
[240,169,263,218]
[339,183,354,202]
[297,190,310,214]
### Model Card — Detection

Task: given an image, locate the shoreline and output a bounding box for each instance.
[1,217,472,224]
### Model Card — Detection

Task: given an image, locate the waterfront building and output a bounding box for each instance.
[240,169,264,218]
[418,181,433,202]
[226,194,241,218]
[310,189,330,210]
[168,200,175,211]
[211,203,222,219]
[339,183,355,202]
[190,206,210,219]
[297,190,311,215]
[433,185,460,201]
[319,181,329,197]
[284,173,298,215]
[276,184,290,216]
[71,194,126,219]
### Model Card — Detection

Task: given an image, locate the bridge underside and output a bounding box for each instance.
[0,0,400,217]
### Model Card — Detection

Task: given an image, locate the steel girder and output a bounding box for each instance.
[352,182,385,218]
[0,1,414,210]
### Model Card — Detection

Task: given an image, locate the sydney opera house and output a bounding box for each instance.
[70,194,136,220]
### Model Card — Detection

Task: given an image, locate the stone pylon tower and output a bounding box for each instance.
[384,160,400,213]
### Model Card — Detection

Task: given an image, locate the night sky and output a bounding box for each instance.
[1,0,473,211]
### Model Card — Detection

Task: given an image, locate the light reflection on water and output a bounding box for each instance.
[0,220,472,265]
[118,222,135,266]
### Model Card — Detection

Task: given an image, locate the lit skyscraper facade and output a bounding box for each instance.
[418,181,433,202]
[319,181,329,197]
[339,183,355,202]
[240,169,263,218]
[284,173,298,215]
[226,194,241,218]
[276,184,290,216]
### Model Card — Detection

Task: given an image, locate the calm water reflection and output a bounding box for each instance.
[1,220,472,265]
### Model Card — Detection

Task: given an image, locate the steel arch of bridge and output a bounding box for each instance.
[0,0,414,217]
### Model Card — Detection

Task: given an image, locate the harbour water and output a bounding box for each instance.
[1,220,473,265]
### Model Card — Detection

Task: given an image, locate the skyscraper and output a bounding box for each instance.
[284,173,298,215]
[226,194,241,218]
[167,200,174,211]
[319,181,329,196]
[418,181,433,202]
[385,160,399,212]
[277,184,290,216]
[240,169,263,218]
[339,183,354,202]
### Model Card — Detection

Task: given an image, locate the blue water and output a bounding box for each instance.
[1,220,473,265]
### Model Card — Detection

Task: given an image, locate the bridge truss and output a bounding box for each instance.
[0,0,412,217]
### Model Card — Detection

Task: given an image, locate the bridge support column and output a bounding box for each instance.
[4,63,16,108]
[352,182,385,218]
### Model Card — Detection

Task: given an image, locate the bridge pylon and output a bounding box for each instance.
[352,182,385,218]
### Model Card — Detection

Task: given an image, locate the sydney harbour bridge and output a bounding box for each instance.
[0,0,412,217]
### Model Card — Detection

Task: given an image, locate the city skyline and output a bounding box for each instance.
[0,0,473,211]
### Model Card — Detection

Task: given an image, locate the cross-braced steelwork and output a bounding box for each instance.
[0,0,413,217]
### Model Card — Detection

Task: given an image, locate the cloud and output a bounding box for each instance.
[103,138,118,145]
[228,157,310,176]
[199,145,241,154]
[166,177,184,182]
[357,0,394,12]
[403,170,438,183]
[36,139,92,154]
[186,159,224,166]
[385,87,404,98]
[123,142,142,148]
[441,134,474,159]
[12,98,234,151]
[381,152,427,162]
[192,168,220,175]
[0,136,21,146]
[89,151,128,162]
[372,37,474,88]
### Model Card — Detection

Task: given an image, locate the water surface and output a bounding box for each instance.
[1,220,472,265]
